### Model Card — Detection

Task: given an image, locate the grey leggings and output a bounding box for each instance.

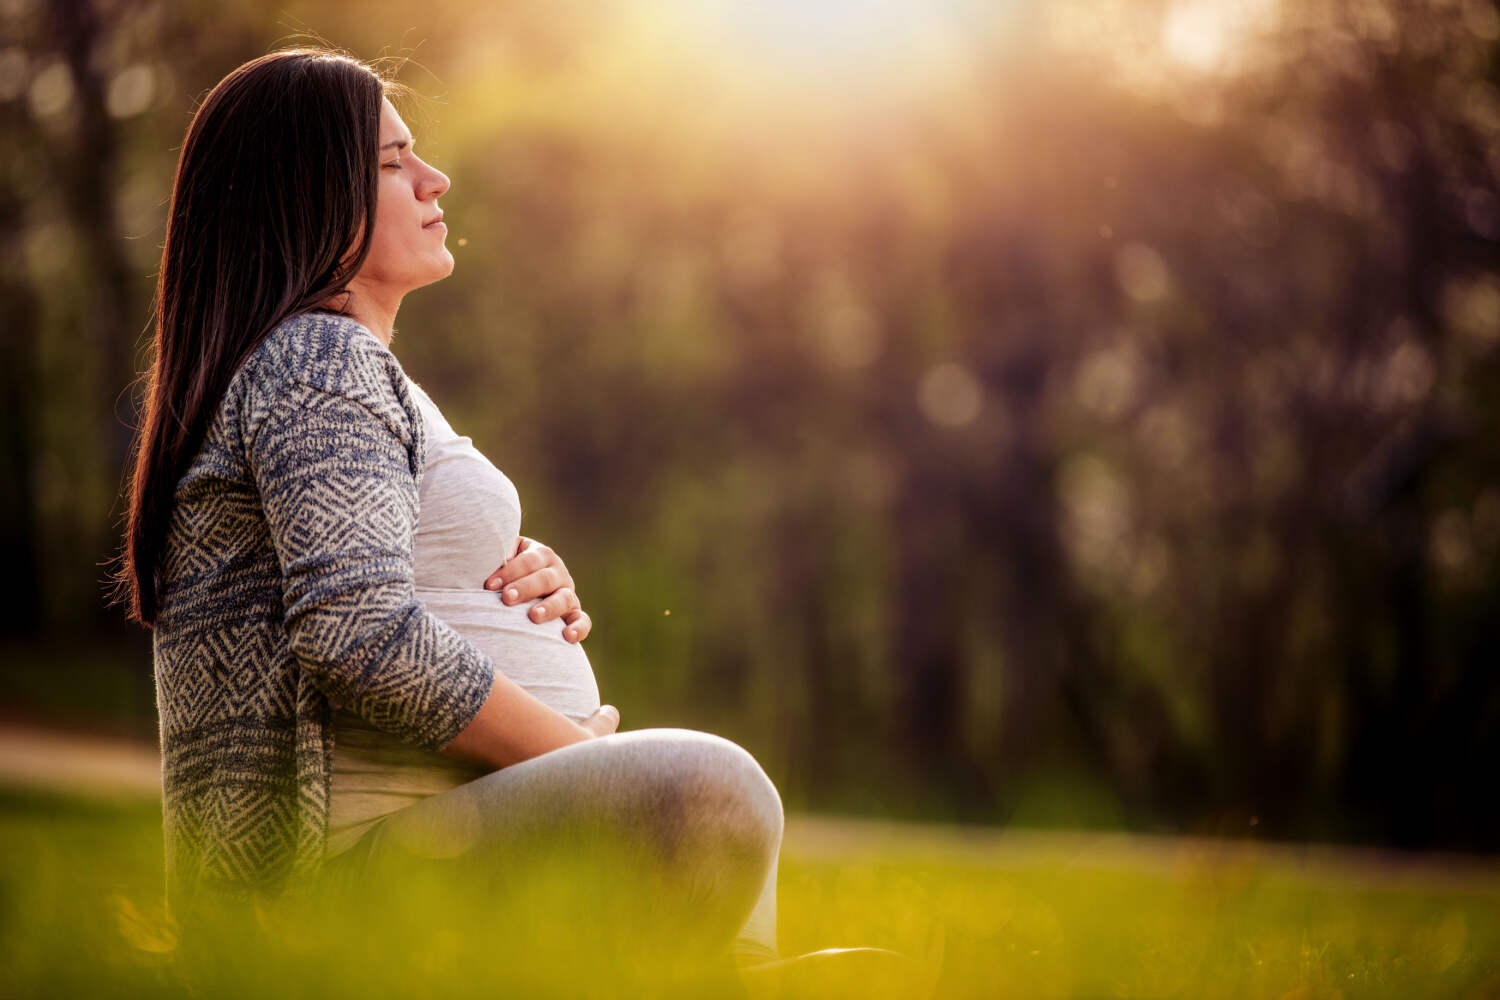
[329,728,782,964]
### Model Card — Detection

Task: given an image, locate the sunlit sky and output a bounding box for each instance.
[703,0,969,58]
[1159,0,1281,71]
[668,0,993,96]
[437,0,1291,171]
[682,0,1281,83]
[1049,0,1283,84]
[626,0,1287,128]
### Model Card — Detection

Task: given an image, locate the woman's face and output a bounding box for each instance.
[354,98,453,296]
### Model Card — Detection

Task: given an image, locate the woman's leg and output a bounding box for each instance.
[342,728,782,966]
[734,851,780,964]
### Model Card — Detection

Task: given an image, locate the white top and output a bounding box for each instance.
[325,378,601,855]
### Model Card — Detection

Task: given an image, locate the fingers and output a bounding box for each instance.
[526,586,580,626]
[489,565,572,606]
[560,608,592,643]
[483,539,561,593]
[581,704,620,738]
[481,539,590,632]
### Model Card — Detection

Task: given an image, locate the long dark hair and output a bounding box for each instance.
[118,48,388,626]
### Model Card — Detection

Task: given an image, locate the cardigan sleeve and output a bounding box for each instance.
[244,324,496,750]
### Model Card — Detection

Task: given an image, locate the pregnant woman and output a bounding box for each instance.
[116,47,813,986]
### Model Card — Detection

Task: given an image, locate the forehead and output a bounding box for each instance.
[379,99,412,142]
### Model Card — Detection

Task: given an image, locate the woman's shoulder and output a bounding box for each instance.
[231,310,421,446]
[247,310,396,391]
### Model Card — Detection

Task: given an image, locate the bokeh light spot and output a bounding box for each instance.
[917,362,983,428]
[1430,509,1474,575]
[818,302,881,368]
[1442,274,1500,347]
[806,270,882,369]
[1059,453,1132,578]
[1075,342,1144,422]
[27,60,73,118]
[1115,243,1171,302]
[105,64,155,118]
[1376,340,1435,409]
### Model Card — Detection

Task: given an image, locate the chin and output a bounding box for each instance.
[414,253,455,289]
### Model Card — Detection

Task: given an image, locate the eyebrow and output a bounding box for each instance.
[380,137,414,152]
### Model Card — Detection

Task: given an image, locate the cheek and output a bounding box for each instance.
[363,204,410,275]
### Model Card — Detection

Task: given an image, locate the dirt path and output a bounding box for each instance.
[0,722,160,799]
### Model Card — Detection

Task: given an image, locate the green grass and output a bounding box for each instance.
[0,789,1496,998]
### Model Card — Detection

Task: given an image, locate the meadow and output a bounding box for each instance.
[2,786,1495,999]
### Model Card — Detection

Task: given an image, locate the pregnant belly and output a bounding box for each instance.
[416,588,601,722]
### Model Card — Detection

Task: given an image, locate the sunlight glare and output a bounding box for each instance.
[1161,0,1278,72]
[1162,3,1229,70]
[700,0,972,81]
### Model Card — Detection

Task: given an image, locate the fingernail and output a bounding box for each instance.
[506,588,519,603]
[485,579,499,591]
[533,607,545,621]
[565,628,577,641]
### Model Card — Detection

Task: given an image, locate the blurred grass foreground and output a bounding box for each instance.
[2,781,1498,998]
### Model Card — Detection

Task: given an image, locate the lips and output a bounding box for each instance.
[423,213,445,229]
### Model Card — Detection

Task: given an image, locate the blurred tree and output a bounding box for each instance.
[3,0,1497,848]
[0,92,42,634]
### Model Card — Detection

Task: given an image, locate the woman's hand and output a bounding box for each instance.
[483,536,592,643]
[580,704,621,738]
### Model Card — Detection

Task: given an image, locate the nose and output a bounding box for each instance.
[419,159,450,201]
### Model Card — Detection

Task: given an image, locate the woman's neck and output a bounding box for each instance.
[337,279,403,346]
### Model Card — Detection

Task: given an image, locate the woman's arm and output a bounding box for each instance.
[244,316,614,762]
[445,677,619,768]
[250,370,490,747]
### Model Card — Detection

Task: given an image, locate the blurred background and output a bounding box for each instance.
[2,0,1497,853]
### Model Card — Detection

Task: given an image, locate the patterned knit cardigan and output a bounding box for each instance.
[152,311,496,909]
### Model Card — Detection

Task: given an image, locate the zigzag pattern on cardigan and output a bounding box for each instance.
[152,311,496,909]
